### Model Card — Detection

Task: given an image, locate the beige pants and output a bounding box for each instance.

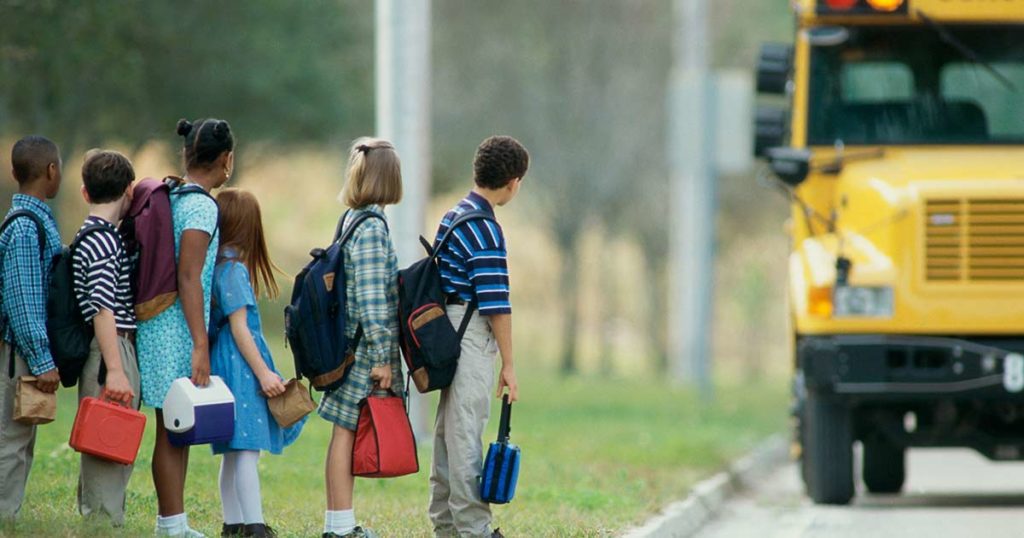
[0,342,36,518]
[429,305,498,538]
[77,335,141,526]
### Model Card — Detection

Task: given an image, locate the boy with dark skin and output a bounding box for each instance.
[0,136,63,518]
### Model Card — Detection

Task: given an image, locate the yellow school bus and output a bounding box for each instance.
[754,0,1024,504]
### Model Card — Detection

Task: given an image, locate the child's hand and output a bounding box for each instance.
[258,371,287,398]
[191,346,211,387]
[35,368,61,393]
[497,365,518,402]
[370,365,392,390]
[102,369,135,405]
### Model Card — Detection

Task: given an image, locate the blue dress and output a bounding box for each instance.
[137,186,219,408]
[209,253,304,454]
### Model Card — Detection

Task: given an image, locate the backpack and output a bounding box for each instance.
[48,223,119,387]
[397,210,493,393]
[0,211,107,387]
[285,211,386,392]
[119,176,217,321]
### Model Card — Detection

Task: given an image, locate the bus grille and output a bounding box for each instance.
[925,199,1024,282]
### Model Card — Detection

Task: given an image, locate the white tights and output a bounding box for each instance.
[219,450,264,525]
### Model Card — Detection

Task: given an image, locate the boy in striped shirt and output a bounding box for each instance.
[429,136,528,538]
[71,150,139,526]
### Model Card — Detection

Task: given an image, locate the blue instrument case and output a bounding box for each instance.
[480,395,520,504]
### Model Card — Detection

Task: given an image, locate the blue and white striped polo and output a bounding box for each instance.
[434,191,511,316]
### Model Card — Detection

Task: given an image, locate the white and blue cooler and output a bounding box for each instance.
[163,376,236,447]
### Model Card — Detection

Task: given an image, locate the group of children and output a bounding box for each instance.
[0,121,529,538]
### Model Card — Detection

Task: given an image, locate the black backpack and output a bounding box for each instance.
[0,211,106,387]
[397,210,493,393]
[285,211,386,392]
[51,223,120,387]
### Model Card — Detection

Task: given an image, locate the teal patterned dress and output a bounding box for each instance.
[137,185,220,408]
[318,205,404,431]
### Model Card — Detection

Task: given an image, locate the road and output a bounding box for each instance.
[696,448,1024,538]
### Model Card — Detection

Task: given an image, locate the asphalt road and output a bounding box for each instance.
[696,448,1024,538]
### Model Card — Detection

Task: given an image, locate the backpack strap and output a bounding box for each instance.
[1,210,48,378]
[0,210,47,262]
[428,209,497,331]
[430,209,495,263]
[168,178,220,237]
[334,210,389,353]
[334,210,389,245]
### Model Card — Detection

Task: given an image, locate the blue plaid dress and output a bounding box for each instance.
[318,205,404,430]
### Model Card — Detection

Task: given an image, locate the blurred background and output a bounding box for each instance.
[0,0,792,384]
[0,1,797,535]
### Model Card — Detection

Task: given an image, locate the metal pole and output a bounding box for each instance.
[376,0,432,438]
[668,0,714,403]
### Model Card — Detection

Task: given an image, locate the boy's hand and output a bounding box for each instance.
[102,369,134,405]
[191,346,211,387]
[35,368,60,393]
[371,365,393,390]
[497,365,518,402]
[258,370,286,398]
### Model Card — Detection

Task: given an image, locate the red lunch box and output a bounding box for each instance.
[70,397,147,465]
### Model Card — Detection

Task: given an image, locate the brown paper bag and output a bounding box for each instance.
[14,376,56,425]
[268,378,315,428]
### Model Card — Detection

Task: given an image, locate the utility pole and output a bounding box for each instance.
[376,0,432,437]
[668,0,715,403]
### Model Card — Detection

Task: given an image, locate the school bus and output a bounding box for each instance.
[754,0,1024,504]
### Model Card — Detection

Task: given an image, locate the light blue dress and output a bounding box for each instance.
[209,253,304,454]
[137,186,219,408]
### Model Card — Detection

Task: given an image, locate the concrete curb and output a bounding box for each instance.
[622,434,789,538]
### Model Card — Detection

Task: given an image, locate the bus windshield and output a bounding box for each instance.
[808,25,1024,146]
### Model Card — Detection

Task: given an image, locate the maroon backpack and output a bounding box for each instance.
[120,177,216,321]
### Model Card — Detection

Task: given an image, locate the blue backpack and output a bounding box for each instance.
[284,211,385,392]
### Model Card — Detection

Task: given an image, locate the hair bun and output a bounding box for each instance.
[212,121,230,141]
[176,119,193,137]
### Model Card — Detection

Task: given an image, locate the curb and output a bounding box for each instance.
[622,434,789,538]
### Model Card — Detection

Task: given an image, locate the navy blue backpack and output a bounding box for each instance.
[284,211,385,392]
[480,395,520,504]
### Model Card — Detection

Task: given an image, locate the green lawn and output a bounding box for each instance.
[1,359,785,537]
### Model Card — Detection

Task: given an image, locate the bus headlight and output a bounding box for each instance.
[833,286,894,317]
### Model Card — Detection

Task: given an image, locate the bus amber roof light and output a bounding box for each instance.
[866,0,904,11]
[824,0,858,10]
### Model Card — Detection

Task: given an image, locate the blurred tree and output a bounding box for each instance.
[434,0,672,374]
[0,0,374,157]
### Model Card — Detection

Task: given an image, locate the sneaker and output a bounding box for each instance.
[222,523,244,537]
[243,523,277,537]
[156,526,206,538]
[322,527,379,538]
[491,529,506,538]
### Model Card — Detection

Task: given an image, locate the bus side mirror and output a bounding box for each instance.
[756,43,793,95]
[754,106,787,158]
[767,147,811,187]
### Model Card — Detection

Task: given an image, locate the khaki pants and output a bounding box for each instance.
[77,335,140,526]
[429,305,498,538]
[0,342,36,518]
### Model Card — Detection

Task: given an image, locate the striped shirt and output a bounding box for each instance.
[72,216,136,330]
[434,191,511,316]
[0,194,62,374]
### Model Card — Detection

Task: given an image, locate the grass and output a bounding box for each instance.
[0,351,785,538]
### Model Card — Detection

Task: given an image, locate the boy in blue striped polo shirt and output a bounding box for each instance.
[0,136,63,519]
[428,136,529,538]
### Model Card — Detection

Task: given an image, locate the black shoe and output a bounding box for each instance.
[243,523,277,538]
[222,523,244,537]
[491,529,506,538]
[322,527,379,538]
